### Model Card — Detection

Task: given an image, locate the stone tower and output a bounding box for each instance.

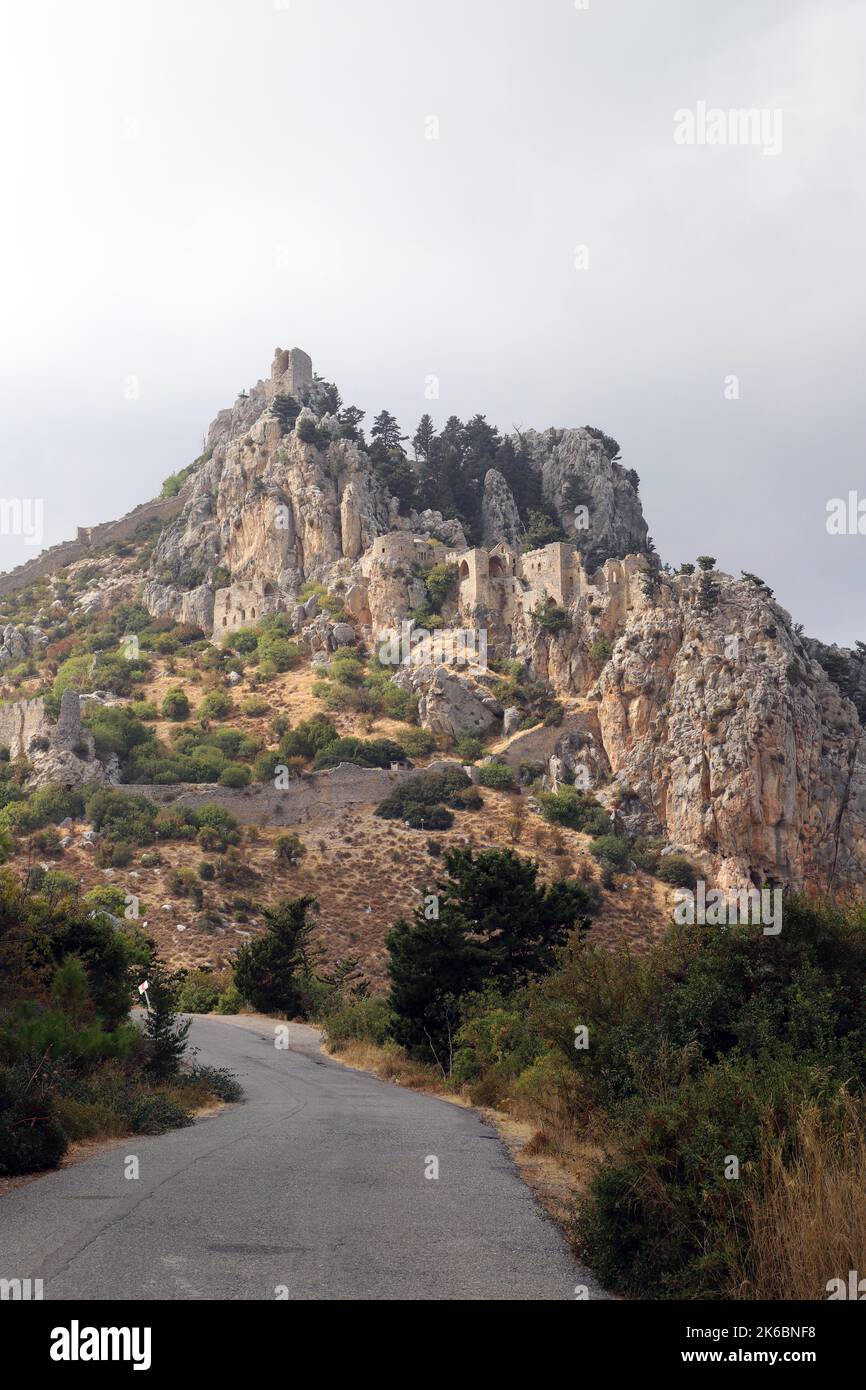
[270,346,313,401]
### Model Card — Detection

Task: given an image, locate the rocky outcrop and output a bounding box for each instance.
[522,569,866,894]
[393,662,503,739]
[481,470,523,550]
[521,427,649,571]
[0,624,46,667]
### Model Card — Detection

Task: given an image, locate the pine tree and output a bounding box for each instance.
[142,961,191,1080]
[273,393,301,436]
[232,896,318,1015]
[337,405,366,442]
[370,410,407,453]
[412,413,437,463]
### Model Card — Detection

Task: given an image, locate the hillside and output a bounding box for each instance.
[1,343,865,990]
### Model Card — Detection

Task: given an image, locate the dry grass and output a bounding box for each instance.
[325,1038,449,1094]
[742,1095,866,1299]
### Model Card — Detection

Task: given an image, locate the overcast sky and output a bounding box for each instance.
[0,0,863,643]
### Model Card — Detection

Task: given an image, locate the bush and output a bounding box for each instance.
[526,894,866,1298]
[313,736,406,770]
[275,833,306,868]
[376,764,475,831]
[655,856,699,889]
[85,787,157,845]
[219,762,251,788]
[240,696,270,716]
[183,1064,243,1102]
[280,716,339,762]
[129,1093,193,1135]
[216,983,243,1015]
[323,998,394,1051]
[0,1067,68,1175]
[476,761,515,791]
[533,598,570,634]
[453,735,483,763]
[590,637,613,664]
[177,970,224,1014]
[162,688,190,720]
[198,689,234,721]
[400,728,435,758]
[537,787,610,834]
[590,835,632,870]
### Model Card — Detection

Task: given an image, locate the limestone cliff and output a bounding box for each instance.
[142,349,651,641]
[83,345,866,895]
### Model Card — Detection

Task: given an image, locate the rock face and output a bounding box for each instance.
[85,342,862,896]
[141,350,649,640]
[0,624,46,667]
[481,470,523,549]
[393,662,502,739]
[146,353,395,633]
[521,427,649,572]
[520,568,866,895]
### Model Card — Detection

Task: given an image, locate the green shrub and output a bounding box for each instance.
[537,787,610,834]
[590,637,613,664]
[219,762,251,788]
[216,983,243,1015]
[177,970,223,1014]
[198,689,233,721]
[655,856,699,889]
[400,728,435,758]
[129,1093,193,1135]
[0,1068,68,1175]
[313,736,406,770]
[240,696,270,716]
[162,688,190,720]
[275,833,306,868]
[533,597,570,634]
[454,735,483,763]
[376,765,474,830]
[590,835,632,870]
[476,761,515,791]
[323,997,394,1051]
[280,716,339,762]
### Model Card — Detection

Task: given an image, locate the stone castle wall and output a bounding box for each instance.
[0,484,193,600]
[213,583,282,637]
[0,696,50,759]
[124,762,413,825]
[0,688,86,760]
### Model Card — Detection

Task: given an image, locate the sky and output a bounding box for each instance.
[0,0,863,643]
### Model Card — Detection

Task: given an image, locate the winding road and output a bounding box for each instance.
[0,1014,606,1301]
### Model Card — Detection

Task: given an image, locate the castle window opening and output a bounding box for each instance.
[459,560,470,580]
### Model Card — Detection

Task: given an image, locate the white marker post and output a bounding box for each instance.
[138,980,152,1011]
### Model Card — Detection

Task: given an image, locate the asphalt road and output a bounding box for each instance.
[0,1013,606,1301]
